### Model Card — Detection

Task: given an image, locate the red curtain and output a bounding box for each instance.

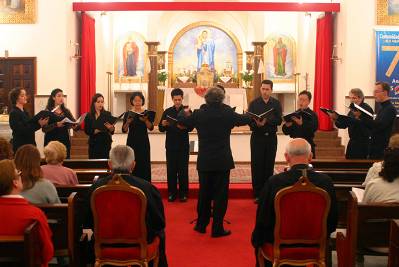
[80,12,96,114]
[313,12,333,131]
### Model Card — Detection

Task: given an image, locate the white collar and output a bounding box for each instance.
[1,194,24,199]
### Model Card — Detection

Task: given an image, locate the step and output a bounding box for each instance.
[71,139,88,146]
[315,130,338,139]
[314,139,342,147]
[315,147,345,157]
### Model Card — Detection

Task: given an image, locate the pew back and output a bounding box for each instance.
[0,221,41,267]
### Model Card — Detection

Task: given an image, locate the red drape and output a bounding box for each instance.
[80,12,96,114]
[313,12,333,131]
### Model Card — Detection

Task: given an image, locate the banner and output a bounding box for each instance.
[376,30,399,112]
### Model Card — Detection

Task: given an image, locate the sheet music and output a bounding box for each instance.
[353,103,375,118]
[352,187,365,202]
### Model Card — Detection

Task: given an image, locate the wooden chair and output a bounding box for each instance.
[257,169,331,267]
[388,220,399,267]
[91,174,160,267]
[0,221,41,267]
[336,192,399,267]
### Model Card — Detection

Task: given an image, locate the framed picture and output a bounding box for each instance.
[264,34,296,83]
[0,0,36,24]
[168,22,243,86]
[114,32,148,83]
[377,0,399,25]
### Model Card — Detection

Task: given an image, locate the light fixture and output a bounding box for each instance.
[70,42,81,60]
[331,44,342,63]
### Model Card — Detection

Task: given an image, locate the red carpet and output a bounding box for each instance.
[163,198,257,267]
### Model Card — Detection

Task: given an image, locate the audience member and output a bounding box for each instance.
[363,145,399,203]
[41,141,78,185]
[0,159,54,266]
[363,134,399,186]
[252,138,338,267]
[14,145,60,204]
[0,136,13,160]
[85,145,168,267]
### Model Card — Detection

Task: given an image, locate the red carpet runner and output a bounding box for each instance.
[163,197,257,267]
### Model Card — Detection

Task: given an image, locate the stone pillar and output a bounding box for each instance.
[252,42,266,100]
[145,42,160,121]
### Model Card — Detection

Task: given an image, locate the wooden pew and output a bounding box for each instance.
[388,220,399,267]
[316,170,367,184]
[37,193,88,267]
[336,192,399,267]
[75,169,110,184]
[310,159,377,171]
[57,184,91,199]
[58,159,109,170]
[0,221,41,267]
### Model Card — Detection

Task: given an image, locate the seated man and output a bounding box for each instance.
[251,138,338,267]
[85,145,168,267]
[0,159,54,266]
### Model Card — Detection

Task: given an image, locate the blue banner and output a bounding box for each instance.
[376,30,399,112]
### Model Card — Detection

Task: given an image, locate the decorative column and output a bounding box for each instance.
[156,51,167,124]
[252,42,266,100]
[145,42,160,117]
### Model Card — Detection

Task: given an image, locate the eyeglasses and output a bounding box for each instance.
[374,90,384,94]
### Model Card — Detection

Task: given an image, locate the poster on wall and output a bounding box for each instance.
[376,30,399,112]
[0,0,36,23]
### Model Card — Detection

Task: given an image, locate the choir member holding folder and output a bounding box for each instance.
[84,93,115,159]
[282,90,318,157]
[362,82,397,159]
[42,88,80,159]
[122,92,155,181]
[8,87,49,152]
[326,88,373,159]
[159,88,193,202]
[247,80,282,203]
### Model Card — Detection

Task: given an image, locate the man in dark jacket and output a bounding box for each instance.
[252,138,338,267]
[179,87,251,237]
[159,88,193,202]
[85,145,167,267]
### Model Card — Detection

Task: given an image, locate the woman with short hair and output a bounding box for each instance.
[41,141,78,185]
[14,144,60,204]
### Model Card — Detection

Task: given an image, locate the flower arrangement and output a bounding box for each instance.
[157,69,168,84]
[240,69,254,82]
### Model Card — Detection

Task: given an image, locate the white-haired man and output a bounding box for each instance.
[251,138,338,267]
[85,145,168,267]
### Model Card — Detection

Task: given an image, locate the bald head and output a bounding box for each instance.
[284,138,312,166]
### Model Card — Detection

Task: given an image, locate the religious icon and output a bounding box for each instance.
[114,32,147,82]
[123,39,139,76]
[377,0,399,25]
[264,34,296,83]
[196,29,216,71]
[273,38,288,76]
[0,0,35,23]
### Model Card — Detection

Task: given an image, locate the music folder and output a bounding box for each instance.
[107,112,125,125]
[30,110,53,123]
[166,115,178,126]
[246,108,274,120]
[127,110,156,121]
[283,110,312,122]
[62,113,87,125]
[353,103,376,119]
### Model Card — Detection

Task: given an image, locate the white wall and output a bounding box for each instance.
[0,0,79,116]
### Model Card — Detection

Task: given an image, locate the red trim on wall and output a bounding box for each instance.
[72,2,340,12]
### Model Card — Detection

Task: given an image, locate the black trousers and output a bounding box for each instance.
[166,148,189,197]
[250,134,277,198]
[196,170,230,233]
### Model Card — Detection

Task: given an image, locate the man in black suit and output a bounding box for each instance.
[85,145,168,267]
[179,87,251,237]
[282,90,318,157]
[360,82,397,159]
[159,88,193,202]
[248,79,283,203]
[252,138,338,267]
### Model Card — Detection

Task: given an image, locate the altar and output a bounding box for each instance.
[163,87,248,113]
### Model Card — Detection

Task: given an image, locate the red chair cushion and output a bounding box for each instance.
[100,236,160,261]
[261,243,320,261]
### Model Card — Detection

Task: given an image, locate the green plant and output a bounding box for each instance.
[157,69,168,83]
[240,70,254,82]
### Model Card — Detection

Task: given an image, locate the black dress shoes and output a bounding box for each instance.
[179,196,188,202]
[168,195,176,202]
[194,225,206,234]
[211,229,231,238]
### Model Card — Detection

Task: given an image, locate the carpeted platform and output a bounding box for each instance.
[164,198,257,267]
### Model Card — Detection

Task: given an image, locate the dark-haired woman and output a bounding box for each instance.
[42,88,78,159]
[84,93,115,159]
[122,92,154,181]
[363,136,399,203]
[8,87,48,153]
